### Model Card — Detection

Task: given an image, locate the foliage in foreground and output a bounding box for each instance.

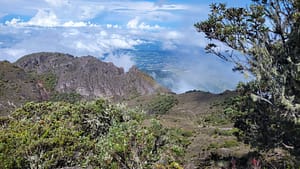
[221,95,299,168]
[195,0,300,157]
[0,100,188,169]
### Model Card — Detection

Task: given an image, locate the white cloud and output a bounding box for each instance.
[110,39,132,49]
[4,16,96,28]
[62,21,87,27]
[127,17,139,29]
[162,41,177,50]
[5,18,22,26]
[106,24,120,29]
[75,41,99,52]
[139,22,161,30]
[106,24,112,28]
[107,34,143,49]
[23,9,101,27]
[27,9,59,27]
[110,1,188,13]
[77,5,104,20]
[62,29,80,37]
[0,48,28,62]
[0,0,195,28]
[127,17,162,30]
[155,4,188,10]
[158,31,183,50]
[44,0,70,7]
[100,30,108,37]
[166,31,183,40]
[0,25,146,61]
[103,53,135,72]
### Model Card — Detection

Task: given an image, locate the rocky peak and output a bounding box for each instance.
[15,52,169,100]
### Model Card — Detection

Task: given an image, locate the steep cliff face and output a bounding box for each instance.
[15,52,169,100]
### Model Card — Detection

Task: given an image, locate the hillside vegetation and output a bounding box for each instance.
[0,61,41,115]
[0,99,189,169]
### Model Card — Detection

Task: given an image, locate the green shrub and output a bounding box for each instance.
[203,97,245,126]
[208,143,220,149]
[203,113,230,125]
[0,99,187,169]
[181,130,194,137]
[50,92,82,103]
[222,140,239,148]
[96,119,188,168]
[147,94,178,114]
[38,73,57,91]
[213,128,240,136]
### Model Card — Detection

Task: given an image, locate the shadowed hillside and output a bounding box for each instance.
[0,61,41,115]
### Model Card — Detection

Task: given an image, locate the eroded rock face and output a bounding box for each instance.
[15,52,169,100]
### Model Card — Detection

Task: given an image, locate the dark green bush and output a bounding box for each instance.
[38,73,57,91]
[147,94,178,114]
[50,92,82,103]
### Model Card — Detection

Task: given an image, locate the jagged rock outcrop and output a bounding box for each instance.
[15,52,169,100]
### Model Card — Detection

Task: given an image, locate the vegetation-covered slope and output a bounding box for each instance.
[0,99,189,169]
[127,90,299,168]
[0,61,41,116]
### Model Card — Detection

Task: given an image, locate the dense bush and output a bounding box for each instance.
[0,100,188,169]
[147,94,178,114]
[50,92,82,103]
[38,73,57,91]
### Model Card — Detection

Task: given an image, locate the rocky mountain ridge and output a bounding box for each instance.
[0,52,169,115]
[16,52,169,98]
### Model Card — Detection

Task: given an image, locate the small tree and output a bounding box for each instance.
[195,0,300,155]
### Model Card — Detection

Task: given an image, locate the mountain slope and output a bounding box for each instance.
[15,52,169,100]
[0,61,41,115]
[0,52,169,115]
[126,90,252,168]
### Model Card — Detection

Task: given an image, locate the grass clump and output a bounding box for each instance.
[208,143,220,149]
[222,140,239,148]
[213,128,240,136]
[207,139,239,150]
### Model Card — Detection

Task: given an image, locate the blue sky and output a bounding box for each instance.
[0,0,251,93]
